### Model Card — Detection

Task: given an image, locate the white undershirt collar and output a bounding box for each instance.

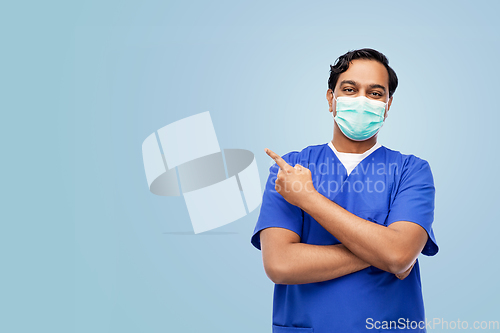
[327,141,382,176]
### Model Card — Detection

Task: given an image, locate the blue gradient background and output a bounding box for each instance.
[3,1,500,332]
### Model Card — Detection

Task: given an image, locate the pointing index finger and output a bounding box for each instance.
[265,148,292,172]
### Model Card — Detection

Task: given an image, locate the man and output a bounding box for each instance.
[251,48,438,333]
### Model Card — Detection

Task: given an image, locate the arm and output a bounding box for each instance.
[264,148,428,275]
[300,192,427,275]
[260,227,371,284]
[260,227,415,284]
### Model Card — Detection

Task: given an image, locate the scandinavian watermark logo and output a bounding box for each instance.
[142,111,262,233]
[267,155,400,197]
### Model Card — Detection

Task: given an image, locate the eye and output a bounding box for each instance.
[371,92,382,97]
[343,88,355,93]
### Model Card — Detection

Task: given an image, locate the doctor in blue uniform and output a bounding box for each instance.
[251,48,438,333]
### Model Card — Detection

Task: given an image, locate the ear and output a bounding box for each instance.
[327,89,335,116]
[384,95,393,120]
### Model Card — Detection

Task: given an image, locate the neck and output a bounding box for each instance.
[331,125,378,153]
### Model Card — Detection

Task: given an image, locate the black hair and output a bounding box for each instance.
[328,48,398,98]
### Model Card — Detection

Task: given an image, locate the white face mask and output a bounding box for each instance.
[333,94,387,141]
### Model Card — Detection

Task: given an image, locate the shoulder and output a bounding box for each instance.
[381,146,433,181]
[382,146,431,167]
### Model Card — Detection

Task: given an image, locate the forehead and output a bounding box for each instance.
[337,59,389,89]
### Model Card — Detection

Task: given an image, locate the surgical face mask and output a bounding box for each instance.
[333,94,387,141]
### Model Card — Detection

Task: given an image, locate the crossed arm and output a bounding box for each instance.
[261,227,417,285]
[260,148,427,285]
[261,227,370,284]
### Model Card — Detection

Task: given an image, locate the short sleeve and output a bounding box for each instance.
[250,152,304,250]
[386,156,438,256]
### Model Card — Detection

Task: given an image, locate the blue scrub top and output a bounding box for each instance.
[251,143,438,333]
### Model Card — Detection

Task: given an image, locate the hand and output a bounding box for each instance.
[395,259,416,280]
[264,148,317,208]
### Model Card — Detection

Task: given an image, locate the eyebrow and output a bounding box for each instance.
[339,80,387,93]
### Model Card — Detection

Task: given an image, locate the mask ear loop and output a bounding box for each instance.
[382,99,388,119]
[331,92,337,118]
[332,92,339,120]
